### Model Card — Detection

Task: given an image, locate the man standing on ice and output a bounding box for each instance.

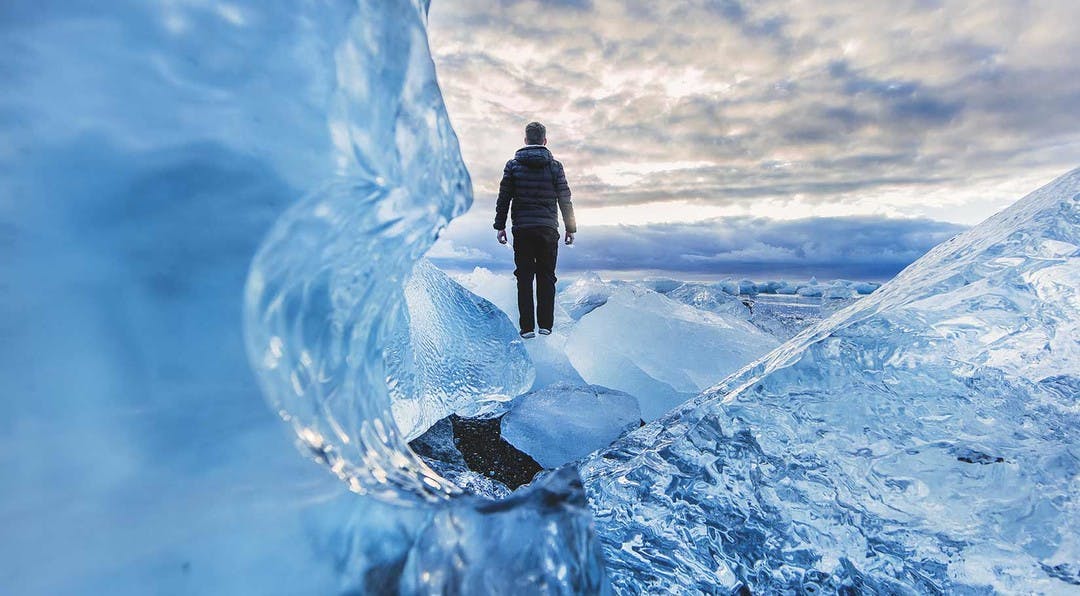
[494,121,577,339]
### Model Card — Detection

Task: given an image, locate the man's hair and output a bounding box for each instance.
[525,121,546,145]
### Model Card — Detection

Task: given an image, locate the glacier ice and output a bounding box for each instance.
[566,284,780,420]
[1,0,608,592]
[0,0,393,591]
[502,383,642,469]
[580,169,1080,593]
[560,272,618,320]
[399,468,611,595]
[386,258,534,441]
[666,282,753,319]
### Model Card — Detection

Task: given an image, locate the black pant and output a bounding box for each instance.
[513,227,559,332]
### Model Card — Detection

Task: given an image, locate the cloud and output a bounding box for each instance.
[428,215,966,280]
[426,0,1077,278]
[429,0,1080,221]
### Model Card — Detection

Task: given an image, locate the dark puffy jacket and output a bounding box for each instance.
[494,146,576,233]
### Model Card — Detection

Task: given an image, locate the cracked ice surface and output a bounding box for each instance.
[581,169,1080,593]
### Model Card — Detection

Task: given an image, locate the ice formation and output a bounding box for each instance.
[0,1,392,591]
[502,383,642,468]
[7,0,1075,592]
[560,272,618,320]
[580,169,1080,593]
[386,259,534,440]
[1,0,606,592]
[566,285,779,419]
[666,282,753,319]
[399,468,611,595]
[241,0,610,589]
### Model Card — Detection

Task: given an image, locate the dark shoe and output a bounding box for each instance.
[520,330,536,339]
[538,328,552,336]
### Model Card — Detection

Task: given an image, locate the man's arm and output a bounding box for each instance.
[494,161,514,233]
[553,161,576,238]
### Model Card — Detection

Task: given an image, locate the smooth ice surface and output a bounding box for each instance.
[581,169,1080,593]
[502,383,641,469]
[386,259,534,440]
[566,285,780,420]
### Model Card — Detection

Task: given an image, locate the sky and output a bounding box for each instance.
[425,0,1080,280]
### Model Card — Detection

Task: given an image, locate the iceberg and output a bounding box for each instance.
[580,169,1080,593]
[386,259,534,441]
[502,383,642,469]
[666,282,753,319]
[566,285,780,419]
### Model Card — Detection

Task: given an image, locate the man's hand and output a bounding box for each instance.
[564,231,575,246]
[497,229,508,244]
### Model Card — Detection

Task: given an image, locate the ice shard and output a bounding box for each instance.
[502,383,642,469]
[386,259,534,441]
[581,169,1080,593]
[566,285,779,420]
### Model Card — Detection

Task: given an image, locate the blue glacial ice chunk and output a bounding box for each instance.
[795,276,824,297]
[502,383,641,468]
[580,168,1080,593]
[666,282,752,319]
[852,280,882,294]
[0,0,436,591]
[559,272,617,320]
[386,259,534,440]
[238,0,610,590]
[400,468,612,594]
[0,0,606,591]
[775,281,799,295]
[565,285,779,420]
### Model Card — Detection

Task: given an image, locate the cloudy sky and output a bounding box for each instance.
[425,0,1080,280]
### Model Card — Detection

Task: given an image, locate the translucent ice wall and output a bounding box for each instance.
[581,169,1080,593]
[242,0,474,502]
[1,0,605,592]
[1,1,442,591]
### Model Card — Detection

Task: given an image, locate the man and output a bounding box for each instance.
[494,121,577,339]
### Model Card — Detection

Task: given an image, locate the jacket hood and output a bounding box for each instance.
[514,145,553,169]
